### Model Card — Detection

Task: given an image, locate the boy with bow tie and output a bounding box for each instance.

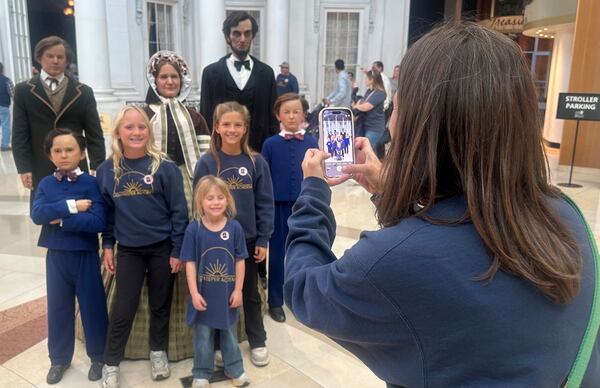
[30,128,108,385]
[261,93,318,324]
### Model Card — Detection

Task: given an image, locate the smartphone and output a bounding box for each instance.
[319,107,355,178]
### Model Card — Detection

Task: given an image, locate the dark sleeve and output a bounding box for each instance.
[234,221,249,260]
[81,86,106,170]
[254,155,274,247]
[179,223,197,262]
[163,162,189,257]
[97,165,116,249]
[370,91,386,108]
[61,179,107,233]
[261,139,272,168]
[200,68,214,131]
[291,75,299,94]
[284,177,404,343]
[192,155,212,195]
[188,107,210,136]
[267,70,279,136]
[30,180,72,224]
[11,84,33,173]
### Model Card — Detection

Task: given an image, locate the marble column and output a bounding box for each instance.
[74,0,119,109]
[266,0,289,71]
[105,0,141,101]
[542,26,574,145]
[196,0,226,89]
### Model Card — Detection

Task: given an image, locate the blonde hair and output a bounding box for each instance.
[111,105,167,178]
[209,101,255,174]
[193,176,236,220]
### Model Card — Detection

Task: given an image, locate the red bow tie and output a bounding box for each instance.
[284,133,304,141]
[55,169,79,182]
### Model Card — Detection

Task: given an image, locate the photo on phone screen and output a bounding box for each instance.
[320,108,355,178]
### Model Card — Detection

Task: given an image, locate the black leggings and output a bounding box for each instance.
[103,239,175,365]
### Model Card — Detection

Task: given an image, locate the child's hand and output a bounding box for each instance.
[254,246,267,263]
[229,289,243,308]
[103,248,115,274]
[49,219,61,225]
[76,199,92,212]
[192,293,207,311]
[170,257,182,273]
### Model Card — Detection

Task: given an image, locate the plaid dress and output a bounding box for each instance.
[76,167,266,360]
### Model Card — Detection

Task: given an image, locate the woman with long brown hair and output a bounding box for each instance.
[352,70,386,145]
[284,22,599,387]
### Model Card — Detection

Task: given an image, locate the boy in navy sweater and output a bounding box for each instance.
[261,93,317,323]
[31,128,108,384]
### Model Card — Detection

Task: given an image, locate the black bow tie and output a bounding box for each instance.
[55,169,78,182]
[234,60,251,72]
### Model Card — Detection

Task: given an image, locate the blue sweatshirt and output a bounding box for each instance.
[261,134,318,202]
[285,177,600,388]
[96,155,188,257]
[31,172,106,252]
[193,151,274,247]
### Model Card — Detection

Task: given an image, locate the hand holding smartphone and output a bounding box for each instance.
[319,107,355,178]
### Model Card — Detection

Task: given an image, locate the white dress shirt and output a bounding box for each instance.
[41,70,65,91]
[226,54,254,90]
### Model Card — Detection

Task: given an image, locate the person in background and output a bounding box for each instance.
[0,62,14,151]
[11,36,105,203]
[371,61,391,112]
[347,71,359,103]
[284,21,600,387]
[390,65,400,99]
[323,59,352,108]
[276,61,299,96]
[352,71,386,146]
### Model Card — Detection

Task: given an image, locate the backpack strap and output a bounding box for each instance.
[563,194,600,387]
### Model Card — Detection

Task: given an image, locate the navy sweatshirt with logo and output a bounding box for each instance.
[96,155,188,257]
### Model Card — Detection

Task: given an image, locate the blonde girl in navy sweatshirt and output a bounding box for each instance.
[96,106,188,388]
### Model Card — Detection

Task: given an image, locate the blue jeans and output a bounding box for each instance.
[192,323,244,380]
[0,105,10,148]
[364,128,383,150]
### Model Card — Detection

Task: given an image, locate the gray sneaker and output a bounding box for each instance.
[230,372,251,387]
[149,350,170,380]
[101,365,119,388]
[192,378,210,388]
[250,347,269,367]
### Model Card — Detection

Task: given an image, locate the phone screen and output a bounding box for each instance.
[320,108,354,178]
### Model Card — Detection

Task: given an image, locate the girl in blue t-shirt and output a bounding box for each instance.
[193,101,274,368]
[181,175,249,387]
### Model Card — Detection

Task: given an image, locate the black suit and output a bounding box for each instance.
[11,75,105,192]
[200,55,278,152]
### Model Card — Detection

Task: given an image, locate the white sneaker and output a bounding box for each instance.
[192,378,210,388]
[101,365,119,388]
[214,350,223,368]
[250,347,269,367]
[149,350,170,380]
[230,372,250,387]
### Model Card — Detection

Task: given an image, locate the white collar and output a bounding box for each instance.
[41,70,65,83]
[278,129,306,137]
[227,54,254,68]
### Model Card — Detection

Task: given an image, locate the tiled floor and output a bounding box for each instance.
[1,147,599,387]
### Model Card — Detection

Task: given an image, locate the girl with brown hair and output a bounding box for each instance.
[284,21,599,387]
